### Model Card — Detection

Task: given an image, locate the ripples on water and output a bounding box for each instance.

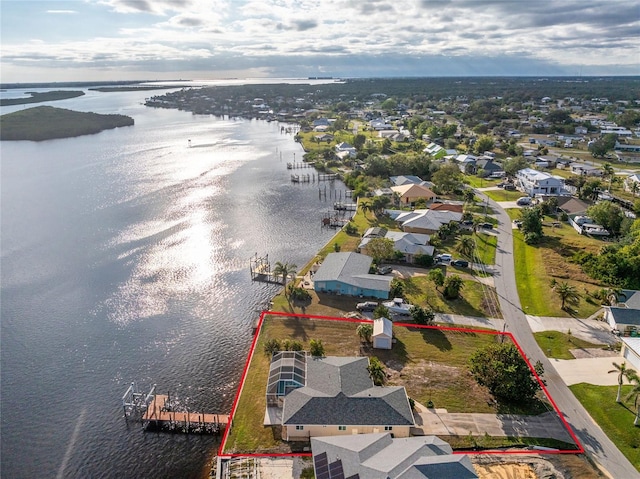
[1,90,344,478]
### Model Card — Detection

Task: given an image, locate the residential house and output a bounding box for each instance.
[516,168,565,196]
[570,163,603,177]
[373,318,393,350]
[313,252,392,299]
[359,230,434,263]
[423,142,447,159]
[371,119,393,130]
[390,184,437,206]
[556,196,590,216]
[389,176,435,189]
[335,141,357,159]
[605,289,640,339]
[453,154,477,173]
[311,433,478,479]
[389,209,463,235]
[429,202,464,213]
[314,133,334,143]
[620,337,640,373]
[278,356,415,440]
[624,173,640,193]
[475,158,504,178]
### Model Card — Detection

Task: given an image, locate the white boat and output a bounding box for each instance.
[382,297,414,315]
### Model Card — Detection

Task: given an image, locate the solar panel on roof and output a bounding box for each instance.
[314,452,330,479]
[328,459,345,479]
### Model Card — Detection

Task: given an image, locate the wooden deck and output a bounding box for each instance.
[142,395,229,432]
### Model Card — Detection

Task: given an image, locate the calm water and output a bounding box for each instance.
[1,89,343,478]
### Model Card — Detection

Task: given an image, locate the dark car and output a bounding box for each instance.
[480,222,494,229]
[377,266,393,275]
[356,301,378,311]
[451,259,469,267]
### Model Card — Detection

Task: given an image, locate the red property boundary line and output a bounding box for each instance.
[218,311,584,458]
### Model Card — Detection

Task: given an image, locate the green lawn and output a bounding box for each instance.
[402,274,502,319]
[484,189,525,202]
[474,232,498,265]
[533,331,604,359]
[570,383,640,471]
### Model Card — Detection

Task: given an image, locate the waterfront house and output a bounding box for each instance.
[311,433,478,479]
[389,209,463,235]
[516,168,565,196]
[390,184,437,206]
[313,252,392,299]
[358,230,433,264]
[335,141,357,158]
[279,356,415,441]
[372,318,393,350]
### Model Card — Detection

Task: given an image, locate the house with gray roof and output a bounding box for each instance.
[606,289,640,337]
[280,357,415,441]
[313,252,392,299]
[359,231,433,264]
[389,209,463,234]
[311,432,478,479]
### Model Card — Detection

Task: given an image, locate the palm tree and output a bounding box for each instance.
[608,361,629,403]
[356,323,373,343]
[602,162,614,191]
[273,261,297,290]
[624,370,640,426]
[360,201,372,218]
[554,281,580,311]
[367,356,386,386]
[456,236,476,259]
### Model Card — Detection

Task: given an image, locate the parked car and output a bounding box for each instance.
[504,184,516,191]
[377,266,393,275]
[516,196,532,206]
[480,222,494,230]
[435,253,452,262]
[382,298,414,315]
[356,301,378,312]
[451,259,469,267]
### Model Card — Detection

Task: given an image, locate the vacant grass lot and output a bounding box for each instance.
[223,315,549,454]
[484,189,525,202]
[570,383,640,471]
[533,331,604,359]
[510,218,604,318]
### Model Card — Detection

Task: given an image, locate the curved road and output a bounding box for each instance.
[480,192,639,479]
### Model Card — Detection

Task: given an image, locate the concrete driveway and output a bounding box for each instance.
[412,405,573,443]
[526,314,619,346]
[549,357,622,386]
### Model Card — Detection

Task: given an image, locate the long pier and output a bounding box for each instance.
[122,383,228,435]
[142,395,229,434]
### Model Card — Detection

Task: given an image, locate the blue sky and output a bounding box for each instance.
[1,0,639,83]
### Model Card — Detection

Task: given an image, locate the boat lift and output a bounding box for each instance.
[122,382,156,419]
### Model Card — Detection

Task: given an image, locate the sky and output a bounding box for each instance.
[1,0,639,83]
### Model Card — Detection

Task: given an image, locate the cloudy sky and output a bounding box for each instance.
[1,0,639,83]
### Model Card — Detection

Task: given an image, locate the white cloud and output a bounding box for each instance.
[1,0,638,82]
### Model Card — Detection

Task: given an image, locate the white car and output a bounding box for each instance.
[516,197,532,206]
[436,253,452,262]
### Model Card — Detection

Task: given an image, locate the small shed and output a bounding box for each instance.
[373,317,393,350]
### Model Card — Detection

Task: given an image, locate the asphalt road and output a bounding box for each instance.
[480,192,640,479]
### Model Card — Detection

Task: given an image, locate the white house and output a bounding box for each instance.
[335,141,357,159]
[624,173,640,193]
[516,168,565,196]
[373,318,393,350]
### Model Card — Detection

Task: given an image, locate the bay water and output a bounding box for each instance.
[0,89,344,478]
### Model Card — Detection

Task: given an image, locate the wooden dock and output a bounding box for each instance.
[142,395,229,434]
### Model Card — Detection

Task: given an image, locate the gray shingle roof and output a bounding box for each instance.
[311,433,478,479]
[282,357,414,427]
[610,307,640,325]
